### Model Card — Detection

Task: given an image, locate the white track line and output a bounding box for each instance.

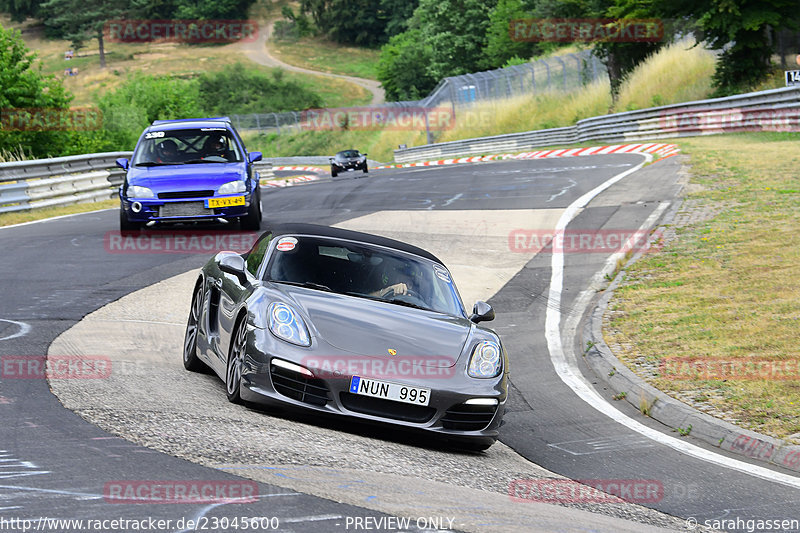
[544,153,800,489]
[0,208,114,231]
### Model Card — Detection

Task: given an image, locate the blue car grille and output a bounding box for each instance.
[440,403,497,431]
[270,363,330,406]
[158,190,214,199]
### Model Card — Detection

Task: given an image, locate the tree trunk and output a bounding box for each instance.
[97,30,106,69]
[606,50,622,108]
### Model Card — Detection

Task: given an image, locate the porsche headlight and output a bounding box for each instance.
[126,185,154,198]
[268,302,310,346]
[217,180,247,195]
[467,341,502,378]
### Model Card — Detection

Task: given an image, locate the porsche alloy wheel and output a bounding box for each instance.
[183,284,205,372]
[226,318,247,403]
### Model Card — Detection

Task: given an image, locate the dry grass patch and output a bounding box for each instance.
[607,132,800,439]
[3,15,369,108]
[616,40,716,111]
[0,199,117,227]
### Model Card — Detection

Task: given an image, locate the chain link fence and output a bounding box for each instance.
[231,50,606,134]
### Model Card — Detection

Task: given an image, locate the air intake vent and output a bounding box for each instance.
[270,363,330,406]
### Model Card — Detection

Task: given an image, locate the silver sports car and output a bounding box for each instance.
[183,223,508,450]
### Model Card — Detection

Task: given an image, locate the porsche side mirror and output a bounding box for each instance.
[116,158,129,170]
[220,254,247,284]
[249,151,262,163]
[470,301,495,323]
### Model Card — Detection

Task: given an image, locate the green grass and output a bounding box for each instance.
[606,132,800,440]
[270,36,380,79]
[0,199,117,227]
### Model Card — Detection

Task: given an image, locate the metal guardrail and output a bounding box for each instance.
[394,86,800,162]
[0,152,132,214]
[0,152,274,214]
[231,50,606,135]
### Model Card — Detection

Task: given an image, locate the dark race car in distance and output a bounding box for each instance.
[183,223,507,451]
[116,117,262,232]
[330,149,368,177]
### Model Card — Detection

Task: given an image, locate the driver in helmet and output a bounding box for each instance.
[203,135,228,158]
[156,139,178,163]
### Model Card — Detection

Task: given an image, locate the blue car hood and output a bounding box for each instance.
[127,163,246,192]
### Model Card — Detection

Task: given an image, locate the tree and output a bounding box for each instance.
[534,0,666,104]
[380,0,418,39]
[0,0,42,21]
[377,29,437,100]
[301,0,385,46]
[300,0,419,45]
[484,0,542,68]
[413,0,498,80]
[659,0,797,94]
[39,0,128,68]
[0,23,72,157]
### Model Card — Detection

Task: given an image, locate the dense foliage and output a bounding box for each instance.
[0,24,76,157]
[374,0,799,101]
[299,0,419,46]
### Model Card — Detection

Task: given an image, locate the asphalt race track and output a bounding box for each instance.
[2,155,799,532]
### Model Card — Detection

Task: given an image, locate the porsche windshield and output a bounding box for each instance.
[265,236,465,317]
[336,150,361,159]
[132,128,243,166]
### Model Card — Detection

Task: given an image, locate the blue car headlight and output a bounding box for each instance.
[127,185,154,199]
[268,302,310,346]
[467,341,502,378]
[217,180,247,195]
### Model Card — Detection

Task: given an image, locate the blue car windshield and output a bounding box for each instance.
[132,128,243,166]
[265,236,466,317]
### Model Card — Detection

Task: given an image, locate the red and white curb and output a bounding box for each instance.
[261,166,327,188]
[261,175,320,188]
[373,143,680,169]
[272,166,326,173]
[260,144,680,186]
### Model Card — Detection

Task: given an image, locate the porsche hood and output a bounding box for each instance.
[275,286,469,368]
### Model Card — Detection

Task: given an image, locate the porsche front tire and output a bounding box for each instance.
[226,318,247,404]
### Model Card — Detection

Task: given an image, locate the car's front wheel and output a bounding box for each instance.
[331,166,338,178]
[119,208,141,234]
[362,165,368,174]
[226,318,247,404]
[240,190,261,231]
[183,283,207,372]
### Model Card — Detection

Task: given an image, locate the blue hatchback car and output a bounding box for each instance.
[116,117,263,232]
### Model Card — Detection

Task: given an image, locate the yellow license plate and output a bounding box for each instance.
[206,196,245,208]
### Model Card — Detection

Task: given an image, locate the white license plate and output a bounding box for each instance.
[347,168,354,171]
[349,376,430,406]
